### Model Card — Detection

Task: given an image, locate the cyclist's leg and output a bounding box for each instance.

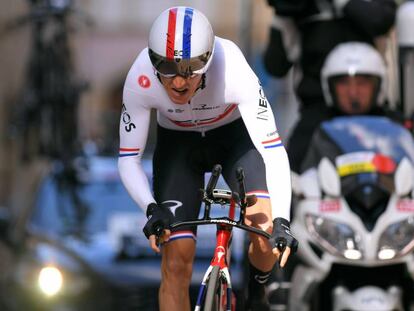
[153,126,204,311]
[218,120,275,310]
[224,151,275,311]
[159,239,196,311]
[218,121,276,271]
[224,149,276,269]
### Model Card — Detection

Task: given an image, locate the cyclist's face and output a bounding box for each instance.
[334,75,377,114]
[160,74,203,104]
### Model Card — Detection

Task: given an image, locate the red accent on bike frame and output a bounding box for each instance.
[210,199,236,269]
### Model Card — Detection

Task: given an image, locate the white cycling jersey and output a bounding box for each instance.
[118,37,292,220]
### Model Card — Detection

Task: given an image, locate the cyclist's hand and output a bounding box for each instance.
[148,229,171,253]
[269,217,298,268]
[143,203,174,253]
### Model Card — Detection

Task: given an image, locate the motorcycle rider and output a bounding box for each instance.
[269,41,402,309]
[300,41,403,173]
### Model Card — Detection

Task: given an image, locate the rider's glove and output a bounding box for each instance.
[142,202,174,239]
[269,217,298,253]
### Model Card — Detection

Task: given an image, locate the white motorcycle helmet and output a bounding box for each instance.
[321,42,387,110]
[148,6,215,78]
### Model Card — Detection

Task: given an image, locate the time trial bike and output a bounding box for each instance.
[170,164,271,311]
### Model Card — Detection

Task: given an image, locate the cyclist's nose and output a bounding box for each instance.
[172,75,187,88]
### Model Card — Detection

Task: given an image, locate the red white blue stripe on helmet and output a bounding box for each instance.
[166,8,177,60]
[261,137,283,149]
[119,147,140,157]
[166,7,194,60]
[182,8,193,59]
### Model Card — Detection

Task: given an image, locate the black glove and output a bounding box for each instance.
[143,202,174,239]
[269,217,298,253]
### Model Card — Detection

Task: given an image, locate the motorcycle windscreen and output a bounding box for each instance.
[304,116,414,230]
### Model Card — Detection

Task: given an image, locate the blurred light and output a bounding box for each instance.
[378,217,414,259]
[305,214,363,259]
[378,248,396,260]
[38,266,63,297]
[343,249,362,260]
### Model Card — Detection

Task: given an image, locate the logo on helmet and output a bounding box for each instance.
[138,75,151,88]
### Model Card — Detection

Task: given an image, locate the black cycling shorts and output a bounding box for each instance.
[152,118,268,240]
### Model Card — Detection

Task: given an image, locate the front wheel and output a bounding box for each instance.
[203,266,221,311]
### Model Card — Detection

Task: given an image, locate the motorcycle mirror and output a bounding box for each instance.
[291,171,302,196]
[397,1,414,48]
[394,157,413,197]
[317,158,341,197]
[299,168,321,198]
[396,1,414,117]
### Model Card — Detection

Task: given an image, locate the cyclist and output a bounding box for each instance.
[118,7,298,311]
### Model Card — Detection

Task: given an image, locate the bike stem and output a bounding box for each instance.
[211,199,236,269]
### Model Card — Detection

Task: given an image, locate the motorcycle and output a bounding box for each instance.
[289,116,414,311]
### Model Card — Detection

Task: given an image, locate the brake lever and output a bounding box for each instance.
[154,224,164,247]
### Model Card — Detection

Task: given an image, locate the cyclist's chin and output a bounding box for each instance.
[167,90,193,105]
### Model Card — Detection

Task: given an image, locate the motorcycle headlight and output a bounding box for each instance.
[38,266,63,296]
[17,262,90,298]
[378,216,414,260]
[305,214,363,260]
[37,265,90,297]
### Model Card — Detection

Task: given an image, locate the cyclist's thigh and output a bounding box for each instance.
[153,126,204,237]
[218,121,272,228]
[218,120,268,196]
[224,149,273,227]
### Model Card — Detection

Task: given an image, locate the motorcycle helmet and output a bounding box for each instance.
[321,42,387,112]
[148,6,215,78]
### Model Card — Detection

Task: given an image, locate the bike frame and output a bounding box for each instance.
[194,199,236,311]
[171,198,270,311]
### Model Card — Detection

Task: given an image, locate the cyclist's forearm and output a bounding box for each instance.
[262,146,292,221]
[118,157,156,211]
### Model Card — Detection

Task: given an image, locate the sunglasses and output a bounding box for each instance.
[156,71,200,79]
[149,49,210,79]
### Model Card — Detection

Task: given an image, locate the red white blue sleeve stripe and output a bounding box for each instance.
[119,148,140,157]
[247,190,270,199]
[261,137,283,149]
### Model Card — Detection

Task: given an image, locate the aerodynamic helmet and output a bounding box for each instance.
[148,6,215,78]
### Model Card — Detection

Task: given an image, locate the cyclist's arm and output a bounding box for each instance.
[225,40,292,221]
[118,86,156,212]
[238,93,292,221]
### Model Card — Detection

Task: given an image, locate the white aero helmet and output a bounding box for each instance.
[148,6,215,78]
[321,42,387,107]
